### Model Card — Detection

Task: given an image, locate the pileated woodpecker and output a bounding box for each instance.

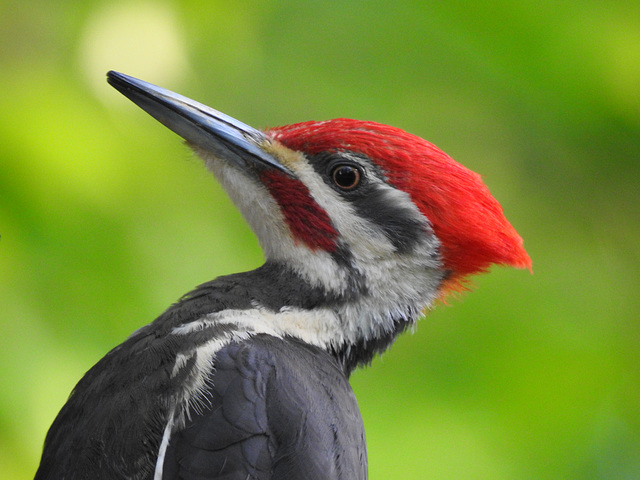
[35,71,531,479]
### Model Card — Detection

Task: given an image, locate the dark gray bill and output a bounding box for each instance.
[107,71,290,175]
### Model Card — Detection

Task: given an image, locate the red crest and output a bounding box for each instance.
[270,119,531,291]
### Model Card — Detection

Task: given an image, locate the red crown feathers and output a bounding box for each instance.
[269,119,531,292]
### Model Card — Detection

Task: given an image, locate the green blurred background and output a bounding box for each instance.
[2,1,639,478]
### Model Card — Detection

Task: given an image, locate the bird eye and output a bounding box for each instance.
[331,164,362,190]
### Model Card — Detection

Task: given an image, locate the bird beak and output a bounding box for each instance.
[106,71,291,175]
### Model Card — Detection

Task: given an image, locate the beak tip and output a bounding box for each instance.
[105,71,293,177]
[106,70,125,89]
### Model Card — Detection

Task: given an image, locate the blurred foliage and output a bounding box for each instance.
[1,0,639,478]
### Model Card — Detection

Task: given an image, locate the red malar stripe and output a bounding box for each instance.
[260,170,339,252]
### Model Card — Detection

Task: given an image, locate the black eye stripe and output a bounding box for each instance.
[307,151,426,254]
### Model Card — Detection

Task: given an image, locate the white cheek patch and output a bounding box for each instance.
[193,147,355,294]
[197,149,287,250]
[292,158,445,336]
[293,160,396,257]
[190,144,443,357]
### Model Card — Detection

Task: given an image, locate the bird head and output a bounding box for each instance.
[107,71,530,367]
